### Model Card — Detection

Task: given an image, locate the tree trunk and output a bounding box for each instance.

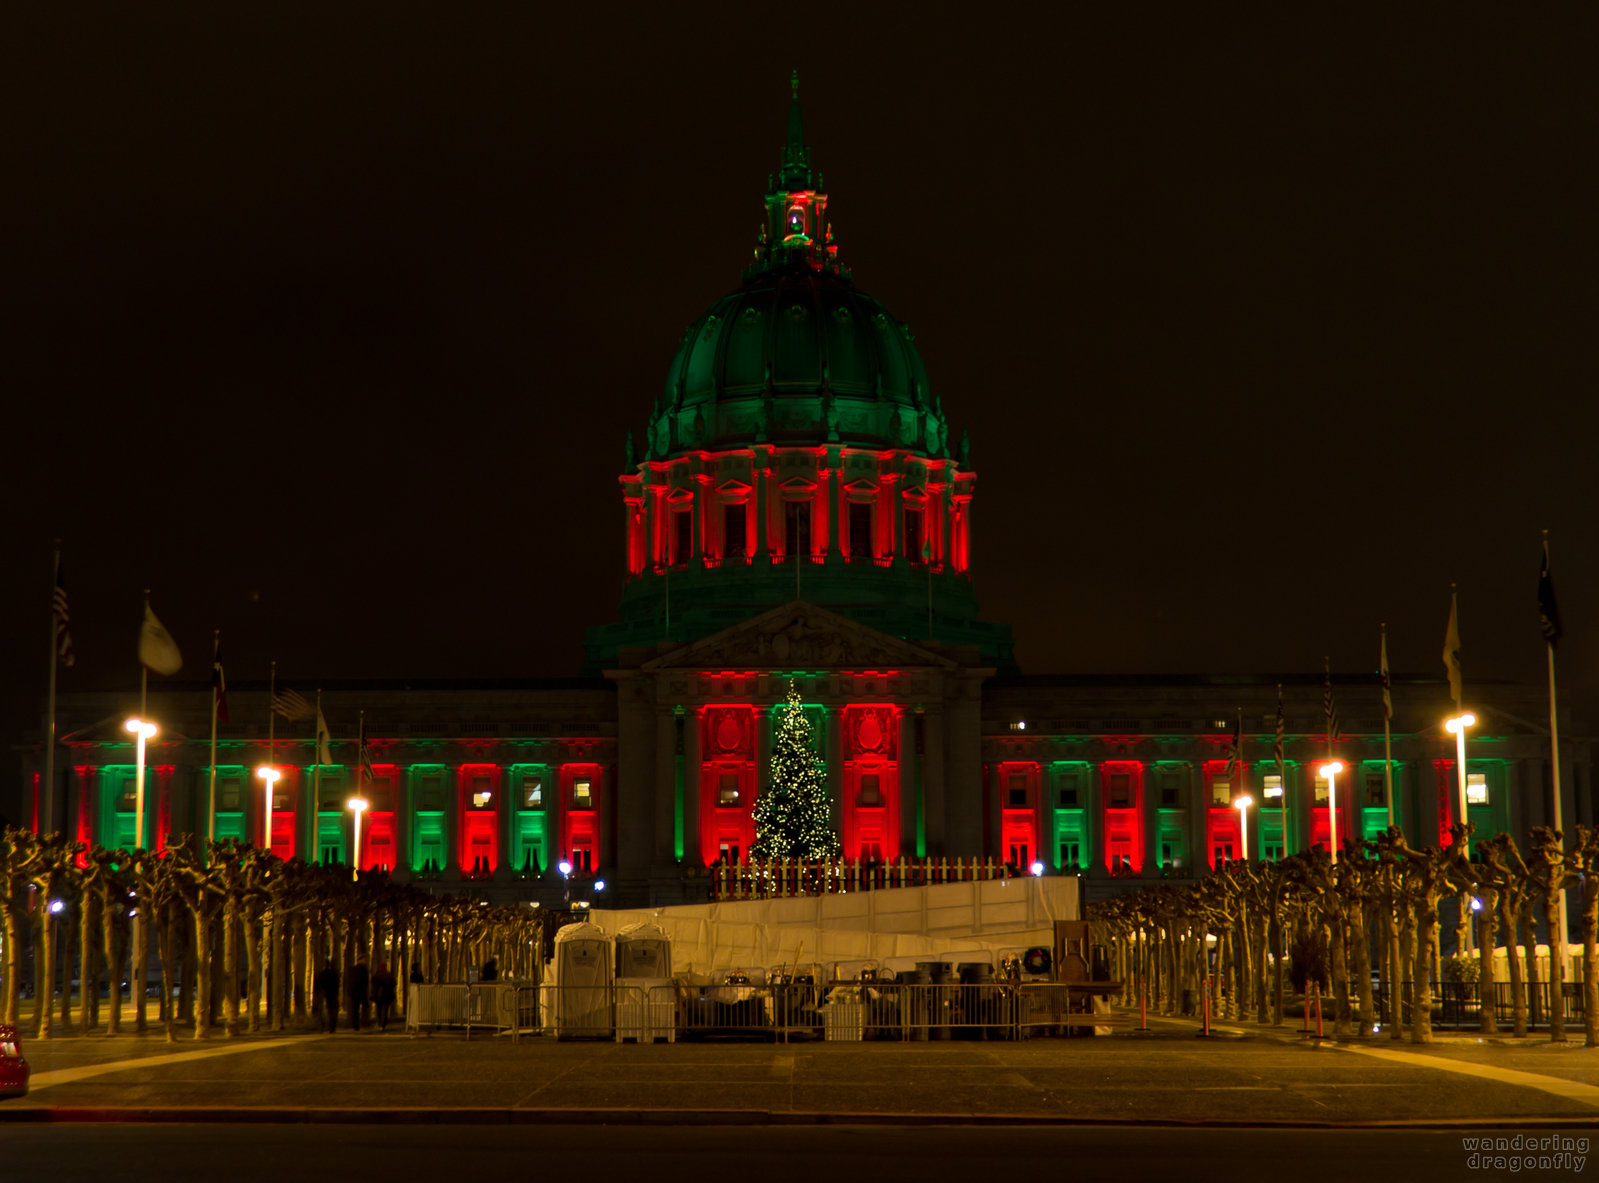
[60,906,75,1032]
[133,897,149,1034]
[1580,870,1597,1049]
[1351,902,1374,1038]
[1411,897,1436,1044]
[1478,886,1498,1035]
[159,902,177,1043]
[101,890,122,1036]
[1395,906,1414,1041]
[78,897,96,1035]
[1521,905,1540,1031]
[1501,896,1527,1037]
[1253,908,1270,1023]
[193,909,213,1040]
[271,908,287,1032]
[36,905,54,1040]
[2,904,23,1028]
[244,910,262,1034]
[1545,887,1566,1042]
[223,899,240,1037]
[1328,912,1351,1039]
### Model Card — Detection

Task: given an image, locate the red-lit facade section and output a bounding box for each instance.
[841,704,900,862]
[994,761,1040,870]
[560,763,603,872]
[456,762,500,874]
[621,447,974,574]
[1101,761,1145,874]
[700,705,757,865]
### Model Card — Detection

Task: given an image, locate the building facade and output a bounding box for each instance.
[23,84,1595,908]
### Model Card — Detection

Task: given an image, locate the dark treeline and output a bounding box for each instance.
[0,830,547,1040]
[1088,823,1599,1046]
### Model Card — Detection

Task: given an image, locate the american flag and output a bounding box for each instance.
[1274,684,1285,772]
[1224,710,1242,780]
[271,686,314,721]
[1323,658,1341,742]
[52,553,74,667]
[357,712,375,789]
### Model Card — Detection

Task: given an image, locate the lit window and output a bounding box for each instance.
[1314,773,1330,804]
[719,774,740,805]
[1057,773,1079,807]
[523,780,543,808]
[1365,774,1387,807]
[1467,773,1489,806]
[1262,774,1283,800]
[1159,772,1181,807]
[273,790,290,810]
[1007,773,1029,808]
[1107,773,1133,807]
[219,784,242,811]
[1211,779,1231,807]
[573,779,593,808]
[858,774,882,806]
[472,791,491,809]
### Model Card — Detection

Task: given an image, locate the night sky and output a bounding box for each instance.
[6,6,1596,820]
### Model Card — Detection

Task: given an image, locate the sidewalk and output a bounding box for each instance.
[4,1014,1597,1127]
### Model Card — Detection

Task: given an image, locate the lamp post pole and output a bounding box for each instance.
[258,766,281,855]
[349,796,369,882]
[1235,795,1253,862]
[1322,762,1344,865]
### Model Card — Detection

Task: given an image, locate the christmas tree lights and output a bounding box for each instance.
[751,682,840,860]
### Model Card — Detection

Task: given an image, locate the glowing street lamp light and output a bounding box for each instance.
[1321,762,1345,864]
[1234,794,1253,862]
[256,766,281,855]
[124,718,158,850]
[558,859,572,904]
[347,796,369,882]
[1030,860,1045,877]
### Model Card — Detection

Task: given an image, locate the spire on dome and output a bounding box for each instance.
[779,69,811,191]
[748,72,845,278]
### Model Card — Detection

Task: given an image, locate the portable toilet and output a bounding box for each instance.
[551,921,613,1038]
[614,921,674,1043]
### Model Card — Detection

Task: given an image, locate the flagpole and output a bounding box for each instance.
[1324,656,1336,863]
[208,629,219,843]
[43,542,61,835]
[1381,623,1394,830]
[313,690,324,864]
[1543,530,1567,942]
[137,590,149,850]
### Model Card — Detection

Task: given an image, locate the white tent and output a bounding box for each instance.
[550,921,613,1038]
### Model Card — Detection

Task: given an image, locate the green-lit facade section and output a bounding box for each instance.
[1050,761,1092,871]
[508,763,550,874]
[408,764,448,870]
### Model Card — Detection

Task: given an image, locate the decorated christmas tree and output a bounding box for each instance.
[751,682,840,861]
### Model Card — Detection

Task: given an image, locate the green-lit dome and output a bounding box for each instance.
[649,268,948,456]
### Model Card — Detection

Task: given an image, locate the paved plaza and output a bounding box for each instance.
[4,1013,1597,1127]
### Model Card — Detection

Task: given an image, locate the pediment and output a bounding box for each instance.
[641,601,958,672]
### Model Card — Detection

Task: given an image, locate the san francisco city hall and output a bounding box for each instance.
[26,89,1594,909]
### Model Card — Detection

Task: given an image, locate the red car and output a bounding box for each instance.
[0,1025,28,1098]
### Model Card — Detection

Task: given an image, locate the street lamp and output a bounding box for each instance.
[1234,794,1253,862]
[558,859,572,904]
[1322,762,1345,864]
[1444,713,1476,836]
[1030,860,1045,877]
[124,718,158,850]
[256,765,281,855]
[347,796,369,882]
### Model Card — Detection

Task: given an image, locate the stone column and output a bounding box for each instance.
[1144,763,1163,874]
[1187,762,1205,871]
[394,764,412,881]
[493,759,511,882]
[946,681,985,858]
[923,708,947,855]
[823,459,838,564]
[827,705,845,838]
[655,708,678,866]
[683,707,702,865]
[442,766,460,879]
[755,457,769,558]
[898,709,917,857]
[611,676,656,889]
[1085,763,1103,880]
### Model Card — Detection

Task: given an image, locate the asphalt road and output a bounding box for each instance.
[7,1124,1592,1183]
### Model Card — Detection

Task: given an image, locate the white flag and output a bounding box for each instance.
[1442,591,1462,707]
[316,706,333,767]
[139,603,183,675]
